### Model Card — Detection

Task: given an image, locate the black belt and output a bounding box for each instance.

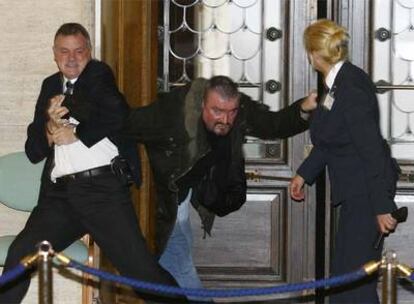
[55,165,112,183]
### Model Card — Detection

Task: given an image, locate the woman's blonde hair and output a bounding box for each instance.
[303,19,349,65]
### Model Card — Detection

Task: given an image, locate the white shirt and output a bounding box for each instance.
[50,77,119,181]
[325,60,345,90]
[322,61,345,110]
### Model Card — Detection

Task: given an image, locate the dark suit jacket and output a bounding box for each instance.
[25,59,140,185]
[297,61,398,214]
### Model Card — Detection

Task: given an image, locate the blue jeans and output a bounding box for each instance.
[160,190,208,301]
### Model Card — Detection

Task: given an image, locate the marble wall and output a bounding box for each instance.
[0,1,96,303]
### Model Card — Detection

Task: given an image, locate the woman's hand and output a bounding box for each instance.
[376,213,397,234]
[290,174,306,201]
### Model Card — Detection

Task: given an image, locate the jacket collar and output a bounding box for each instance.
[184,78,211,160]
[330,61,352,92]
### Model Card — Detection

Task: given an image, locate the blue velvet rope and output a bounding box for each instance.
[0,264,27,287]
[67,259,368,298]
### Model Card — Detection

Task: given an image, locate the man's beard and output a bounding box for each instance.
[214,123,231,135]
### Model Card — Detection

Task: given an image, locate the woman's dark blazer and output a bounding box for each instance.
[297,61,398,214]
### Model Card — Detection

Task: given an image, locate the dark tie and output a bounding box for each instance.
[62,81,74,120]
[65,81,74,96]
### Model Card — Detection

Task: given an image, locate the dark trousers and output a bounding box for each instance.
[0,172,185,303]
[330,195,382,304]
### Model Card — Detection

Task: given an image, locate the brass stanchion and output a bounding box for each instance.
[37,241,54,304]
[381,251,397,304]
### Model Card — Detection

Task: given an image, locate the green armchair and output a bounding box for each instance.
[0,151,88,266]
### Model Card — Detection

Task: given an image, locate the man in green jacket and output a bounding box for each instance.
[123,76,316,295]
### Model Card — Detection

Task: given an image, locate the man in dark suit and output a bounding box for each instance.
[0,23,184,303]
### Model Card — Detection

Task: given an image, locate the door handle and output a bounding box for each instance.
[375,80,414,94]
[399,170,414,183]
[246,170,292,182]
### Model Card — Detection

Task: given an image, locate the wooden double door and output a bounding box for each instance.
[100,0,414,303]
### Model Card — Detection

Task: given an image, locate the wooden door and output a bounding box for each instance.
[100,1,159,303]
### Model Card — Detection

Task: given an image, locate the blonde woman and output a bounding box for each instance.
[290,19,400,303]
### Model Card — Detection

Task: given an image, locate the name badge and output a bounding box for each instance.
[323,93,335,110]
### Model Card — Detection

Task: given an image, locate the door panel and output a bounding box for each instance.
[191,191,285,282]
[101,1,159,303]
[372,0,414,160]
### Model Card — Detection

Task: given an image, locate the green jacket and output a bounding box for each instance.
[124,78,309,254]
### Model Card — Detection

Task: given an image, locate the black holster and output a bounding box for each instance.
[110,156,134,186]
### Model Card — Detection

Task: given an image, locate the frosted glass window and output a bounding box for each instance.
[372,0,414,161]
[159,0,286,161]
